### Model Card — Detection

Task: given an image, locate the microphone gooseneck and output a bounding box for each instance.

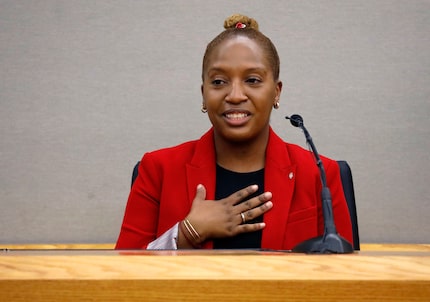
[286,114,326,187]
[285,114,353,254]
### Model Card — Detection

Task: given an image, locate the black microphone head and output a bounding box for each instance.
[286,114,304,127]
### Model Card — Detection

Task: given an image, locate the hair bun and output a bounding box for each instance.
[223,14,259,31]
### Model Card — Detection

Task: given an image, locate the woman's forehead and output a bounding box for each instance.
[206,37,269,68]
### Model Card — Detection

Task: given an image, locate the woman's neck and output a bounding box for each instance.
[214,130,269,173]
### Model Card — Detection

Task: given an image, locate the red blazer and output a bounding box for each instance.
[116,128,353,250]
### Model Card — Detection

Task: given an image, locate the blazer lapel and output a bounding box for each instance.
[262,129,296,250]
[185,129,217,204]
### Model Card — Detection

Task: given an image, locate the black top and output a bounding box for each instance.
[213,164,264,249]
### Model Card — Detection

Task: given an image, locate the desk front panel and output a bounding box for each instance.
[1,245,429,301]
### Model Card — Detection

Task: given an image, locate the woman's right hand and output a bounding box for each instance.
[184,184,273,244]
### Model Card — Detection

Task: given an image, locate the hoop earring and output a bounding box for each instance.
[273,101,280,109]
[201,105,207,113]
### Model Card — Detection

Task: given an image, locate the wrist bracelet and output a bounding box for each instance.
[180,220,201,248]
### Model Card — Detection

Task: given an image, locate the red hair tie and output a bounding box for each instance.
[235,22,246,29]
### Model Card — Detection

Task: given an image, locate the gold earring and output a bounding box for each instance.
[201,105,207,113]
[273,101,280,109]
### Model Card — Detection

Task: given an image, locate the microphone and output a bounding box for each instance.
[285,114,354,254]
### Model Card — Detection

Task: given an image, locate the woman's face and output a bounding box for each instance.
[201,36,282,144]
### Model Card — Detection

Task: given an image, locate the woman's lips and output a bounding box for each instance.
[225,112,249,119]
[222,110,251,126]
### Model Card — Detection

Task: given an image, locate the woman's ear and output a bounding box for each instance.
[200,84,208,113]
[276,80,283,99]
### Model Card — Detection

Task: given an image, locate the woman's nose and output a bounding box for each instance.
[225,82,247,103]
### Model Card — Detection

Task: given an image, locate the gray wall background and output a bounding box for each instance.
[1,0,429,244]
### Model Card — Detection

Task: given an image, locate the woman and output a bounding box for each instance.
[116,14,353,250]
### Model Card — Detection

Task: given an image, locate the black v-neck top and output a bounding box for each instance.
[213,164,265,249]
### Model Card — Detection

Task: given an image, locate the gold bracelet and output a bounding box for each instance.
[184,219,201,241]
[180,220,201,248]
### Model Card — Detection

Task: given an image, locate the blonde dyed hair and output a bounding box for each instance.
[223,14,259,30]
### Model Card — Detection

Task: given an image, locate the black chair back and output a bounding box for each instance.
[337,160,360,250]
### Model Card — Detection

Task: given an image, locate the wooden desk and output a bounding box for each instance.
[1,244,429,301]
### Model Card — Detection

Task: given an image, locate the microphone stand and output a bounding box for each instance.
[286,115,354,254]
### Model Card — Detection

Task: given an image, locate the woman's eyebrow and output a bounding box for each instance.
[207,66,267,75]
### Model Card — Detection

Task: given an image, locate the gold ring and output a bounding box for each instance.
[240,212,246,224]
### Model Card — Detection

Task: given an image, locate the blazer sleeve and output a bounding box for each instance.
[115,152,162,249]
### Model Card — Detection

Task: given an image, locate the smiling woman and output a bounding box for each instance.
[202,35,281,163]
[115,14,353,251]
